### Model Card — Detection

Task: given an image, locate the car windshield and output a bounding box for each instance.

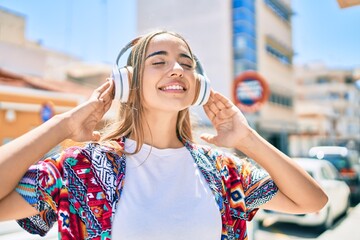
[322,154,350,170]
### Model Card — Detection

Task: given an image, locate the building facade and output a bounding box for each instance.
[0,7,93,145]
[136,0,296,154]
[255,0,296,154]
[290,63,360,156]
[0,7,82,81]
[0,85,85,145]
[0,6,111,86]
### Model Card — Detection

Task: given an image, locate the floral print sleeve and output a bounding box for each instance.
[224,152,278,220]
[15,152,65,236]
[14,142,125,239]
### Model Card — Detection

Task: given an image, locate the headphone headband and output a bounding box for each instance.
[116,37,140,66]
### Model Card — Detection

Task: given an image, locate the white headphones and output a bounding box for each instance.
[111,37,211,106]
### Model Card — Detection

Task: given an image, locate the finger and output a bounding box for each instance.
[209,89,216,97]
[213,92,234,108]
[208,102,219,116]
[200,133,216,145]
[204,90,216,105]
[203,105,216,121]
[219,107,237,119]
[92,131,101,141]
[208,90,229,112]
[93,81,111,100]
[214,97,227,110]
[103,98,113,113]
[99,79,114,101]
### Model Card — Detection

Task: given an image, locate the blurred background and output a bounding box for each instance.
[0,0,359,239]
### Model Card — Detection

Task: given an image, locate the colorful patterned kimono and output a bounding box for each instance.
[16,138,278,240]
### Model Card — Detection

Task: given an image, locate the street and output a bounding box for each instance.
[253,203,360,240]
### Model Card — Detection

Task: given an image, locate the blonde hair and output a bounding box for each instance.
[100,30,196,153]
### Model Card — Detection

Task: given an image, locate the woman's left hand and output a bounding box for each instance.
[201,90,252,148]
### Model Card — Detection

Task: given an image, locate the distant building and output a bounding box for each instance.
[290,63,360,156]
[137,0,296,154]
[0,6,80,80]
[0,6,111,86]
[0,6,107,145]
[0,68,92,145]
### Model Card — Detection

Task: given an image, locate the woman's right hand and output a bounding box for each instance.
[62,79,114,142]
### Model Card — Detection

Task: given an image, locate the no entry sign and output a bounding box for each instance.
[233,71,270,113]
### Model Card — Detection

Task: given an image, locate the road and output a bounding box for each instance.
[252,203,360,240]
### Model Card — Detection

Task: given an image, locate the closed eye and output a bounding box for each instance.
[152,62,165,65]
[181,63,194,69]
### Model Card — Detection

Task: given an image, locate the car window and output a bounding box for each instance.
[320,166,332,180]
[322,163,338,180]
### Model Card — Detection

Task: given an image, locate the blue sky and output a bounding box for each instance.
[0,0,136,64]
[0,0,359,69]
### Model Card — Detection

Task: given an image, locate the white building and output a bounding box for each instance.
[136,0,296,154]
[290,63,360,156]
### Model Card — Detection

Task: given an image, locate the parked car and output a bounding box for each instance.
[255,158,351,231]
[309,146,360,202]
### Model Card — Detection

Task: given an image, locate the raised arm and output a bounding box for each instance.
[201,90,328,214]
[0,80,114,205]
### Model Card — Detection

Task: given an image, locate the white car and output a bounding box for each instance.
[255,158,351,230]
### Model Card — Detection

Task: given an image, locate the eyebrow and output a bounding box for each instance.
[145,50,193,60]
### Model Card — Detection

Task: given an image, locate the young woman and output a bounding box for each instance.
[0,30,327,240]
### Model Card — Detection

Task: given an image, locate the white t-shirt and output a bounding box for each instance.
[111,139,222,240]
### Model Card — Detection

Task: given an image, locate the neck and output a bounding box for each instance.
[140,111,183,149]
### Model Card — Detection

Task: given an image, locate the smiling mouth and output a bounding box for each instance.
[159,85,187,91]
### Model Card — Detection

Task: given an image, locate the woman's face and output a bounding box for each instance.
[141,33,197,113]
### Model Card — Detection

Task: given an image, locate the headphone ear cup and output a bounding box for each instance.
[192,74,211,106]
[111,66,132,102]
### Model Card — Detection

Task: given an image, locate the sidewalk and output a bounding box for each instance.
[318,203,360,240]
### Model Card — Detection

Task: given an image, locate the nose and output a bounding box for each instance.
[170,62,184,77]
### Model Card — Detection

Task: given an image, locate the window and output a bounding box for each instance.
[321,167,332,180]
[234,34,256,50]
[234,48,257,63]
[269,92,293,107]
[234,60,257,75]
[266,45,291,65]
[345,76,353,84]
[264,0,291,22]
[233,8,255,25]
[329,92,339,99]
[233,0,255,12]
[232,0,258,72]
[233,21,256,37]
[316,77,330,84]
